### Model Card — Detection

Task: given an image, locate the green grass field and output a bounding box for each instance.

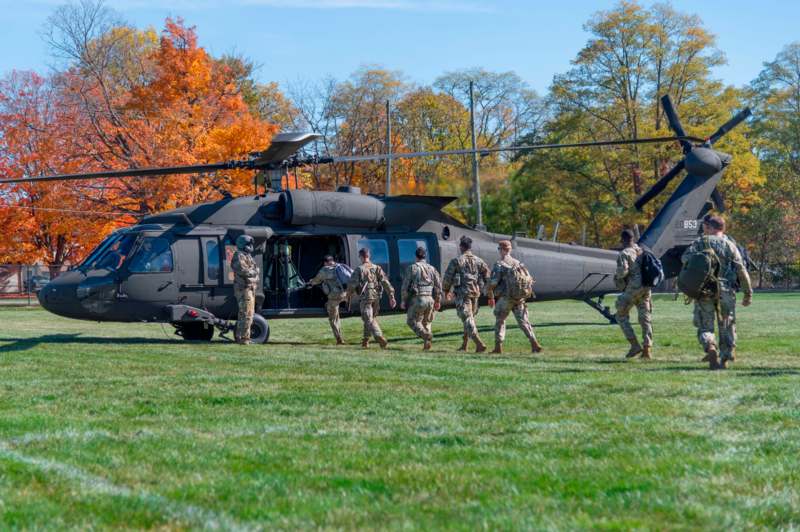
[1,293,799,530]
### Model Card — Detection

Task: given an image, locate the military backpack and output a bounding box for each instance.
[638,249,665,288]
[505,261,535,300]
[678,237,720,299]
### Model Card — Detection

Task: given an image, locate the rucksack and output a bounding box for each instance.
[638,249,665,288]
[334,263,353,288]
[506,261,535,300]
[678,238,720,299]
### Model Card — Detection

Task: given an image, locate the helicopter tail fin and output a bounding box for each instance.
[638,168,722,278]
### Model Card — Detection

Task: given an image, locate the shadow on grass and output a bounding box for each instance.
[0,333,182,353]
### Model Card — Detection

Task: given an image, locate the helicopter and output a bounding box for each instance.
[0,95,751,343]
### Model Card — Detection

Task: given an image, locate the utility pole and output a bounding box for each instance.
[385,100,392,197]
[469,81,484,230]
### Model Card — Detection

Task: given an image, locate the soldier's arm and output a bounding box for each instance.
[433,269,443,302]
[486,263,501,299]
[480,260,491,283]
[400,265,412,305]
[441,259,456,293]
[731,244,753,298]
[308,269,325,286]
[378,266,395,299]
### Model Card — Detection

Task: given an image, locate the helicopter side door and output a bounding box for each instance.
[118,235,182,321]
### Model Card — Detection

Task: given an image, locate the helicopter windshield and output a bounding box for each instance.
[82,234,138,272]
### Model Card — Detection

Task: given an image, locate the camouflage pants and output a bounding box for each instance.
[456,295,480,339]
[406,295,435,340]
[325,293,347,341]
[234,286,255,342]
[494,297,537,344]
[694,290,737,359]
[360,299,383,341]
[615,287,653,346]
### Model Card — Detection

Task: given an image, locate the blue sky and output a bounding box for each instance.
[0,0,797,94]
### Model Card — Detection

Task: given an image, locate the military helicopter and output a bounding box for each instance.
[1,95,750,343]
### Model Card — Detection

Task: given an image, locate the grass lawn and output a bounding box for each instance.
[1,292,799,530]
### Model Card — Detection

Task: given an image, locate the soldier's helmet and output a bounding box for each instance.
[236,235,255,253]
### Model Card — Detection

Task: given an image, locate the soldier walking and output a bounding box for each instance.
[308,255,348,345]
[347,248,396,349]
[615,229,653,359]
[486,240,541,354]
[682,214,752,369]
[442,236,490,352]
[400,247,442,350]
[231,235,259,345]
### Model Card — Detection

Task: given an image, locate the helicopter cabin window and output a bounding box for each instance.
[357,238,389,273]
[128,237,173,273]
[90,234,137,272]
[205,239,220,281]
[222,237,237,284]
[398,239,428,272]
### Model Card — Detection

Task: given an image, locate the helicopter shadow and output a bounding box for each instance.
[0,333,181,353]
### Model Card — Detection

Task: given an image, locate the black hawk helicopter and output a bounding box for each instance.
[1,95,750,343]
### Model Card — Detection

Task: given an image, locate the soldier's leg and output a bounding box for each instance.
[493,298,511,352]
[422,297,435,338]
[510,300,534,339]
[326,298,343,343]
[237,289,255,343]
[718,290,737,365]
[615,291,637,341]
[457,298,478,339]
[636,289,653,348]
[370,300,387,346]
[694,299,719,367]
[360,300,372,345]
[406,298,425,340]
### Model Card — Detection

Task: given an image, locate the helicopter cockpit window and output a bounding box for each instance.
[206,239,220,280]
[398,239,428,271]
[89,234,137,271]
[357,238,389,273]
[128,237,173,273]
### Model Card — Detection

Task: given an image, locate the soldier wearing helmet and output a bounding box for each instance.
[231,235,260,344]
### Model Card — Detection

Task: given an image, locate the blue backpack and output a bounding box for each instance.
[639,249,665,288]
[334,263,353,287]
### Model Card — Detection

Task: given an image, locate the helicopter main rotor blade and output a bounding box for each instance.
[634,159,685,211]
[661,95,692,154]
[707,108,752,145]
[0,162,245,184]
[332,135,703,164]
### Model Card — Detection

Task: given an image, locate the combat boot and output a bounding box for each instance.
[423,336,432,351]
[531,339,543,353]
[729,348,736,362]
[361,338,370,349]
[706,344,720,370]
[336,337,346,345]
[640,345,652,360]
[718,356,731,370]
[457,333,469,351]
[474,336,487,353]
[377,336,389,349]
[624,338,643,359]
[491,341,503,354]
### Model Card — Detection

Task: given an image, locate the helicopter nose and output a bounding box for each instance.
[37,271,83,319]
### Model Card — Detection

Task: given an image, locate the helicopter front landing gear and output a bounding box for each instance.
[167,304,270,344]
[216,314,271,344]
[582,295,617,324]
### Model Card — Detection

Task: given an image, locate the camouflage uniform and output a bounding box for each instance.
[401,260,442,347]
[682,234,752,364]
[487,256,539,351]
[231,250,259,343]
[309,264,347,343]
[614,243,653,351]
[347,261,395,346]
[442,251,490,349]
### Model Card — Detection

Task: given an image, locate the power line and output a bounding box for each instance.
[0,204,141,217]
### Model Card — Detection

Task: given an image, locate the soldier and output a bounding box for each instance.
[307,255,348,345]
[614,229,653,359]
[400,247,442,350]
[231,235,259,345]
[347,248,396,349]
[486,240,542,354]
[442,236,490,352]
[682,214,752,369]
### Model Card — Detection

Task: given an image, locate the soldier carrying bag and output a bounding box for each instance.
[678,237,720,300]
[505,262,535,300]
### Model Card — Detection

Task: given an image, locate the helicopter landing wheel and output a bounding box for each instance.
[175,322,214,341]
[249,314,271,344]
